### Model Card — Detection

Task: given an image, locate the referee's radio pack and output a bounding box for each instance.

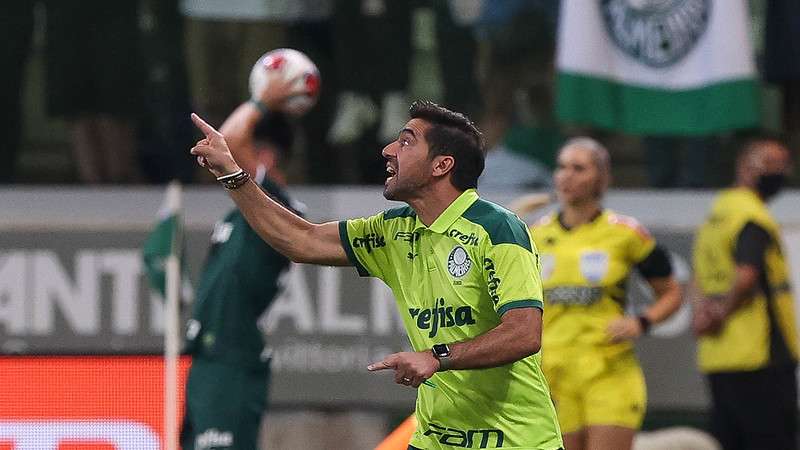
[248,48,321,117]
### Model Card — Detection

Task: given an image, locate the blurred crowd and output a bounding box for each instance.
[2,0,798,187]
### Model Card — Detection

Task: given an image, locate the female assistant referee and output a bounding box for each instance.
[513,137,683,450]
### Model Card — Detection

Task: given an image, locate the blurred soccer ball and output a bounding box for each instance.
[248,48,321,117]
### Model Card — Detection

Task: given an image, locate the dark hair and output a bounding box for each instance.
[253,112,295,160]
[409,100,485,190]
[736,131,791,165]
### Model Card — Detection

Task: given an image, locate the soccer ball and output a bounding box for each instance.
[248,48,321,117]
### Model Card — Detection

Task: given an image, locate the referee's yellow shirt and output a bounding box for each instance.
[531,210,655,363]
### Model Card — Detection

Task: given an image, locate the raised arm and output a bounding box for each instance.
[190,113,349,266]
[217,101,263,175]
[218,71,298,174]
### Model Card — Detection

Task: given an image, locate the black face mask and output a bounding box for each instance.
[756,173,787,200]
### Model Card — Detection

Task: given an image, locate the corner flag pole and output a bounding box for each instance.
[164,182,182,450]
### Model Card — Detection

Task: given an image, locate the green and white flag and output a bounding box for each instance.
[556,0,759,135]
[143,180,191,300]
[143,180,181,296]
[142,180,189,450]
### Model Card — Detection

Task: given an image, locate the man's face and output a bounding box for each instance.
[743,141,793,201]
[382,118,432,201]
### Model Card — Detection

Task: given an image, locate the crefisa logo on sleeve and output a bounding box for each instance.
[351,233,386,253]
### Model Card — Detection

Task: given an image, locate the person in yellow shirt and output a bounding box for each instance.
[693,135,798,450]
[516,138,683,450]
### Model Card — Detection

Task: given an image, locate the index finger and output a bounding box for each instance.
[367,359,394,372]
[191,113,221,138]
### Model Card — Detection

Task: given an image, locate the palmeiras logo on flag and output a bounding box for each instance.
[600,0,711,68]
[557,0,757,135]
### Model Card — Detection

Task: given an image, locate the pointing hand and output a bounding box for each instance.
[367,351,440,388]
[189,113,241,178]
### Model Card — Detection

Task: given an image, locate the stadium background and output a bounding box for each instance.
[3,188,800,448]
[3,0,800,449]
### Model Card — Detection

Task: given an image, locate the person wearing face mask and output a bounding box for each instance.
[515,138,683,450]
[692,135,798,450]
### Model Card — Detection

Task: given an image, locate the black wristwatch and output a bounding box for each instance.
[431,344,452,371]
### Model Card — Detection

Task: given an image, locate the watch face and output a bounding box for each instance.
[433,344,450,358]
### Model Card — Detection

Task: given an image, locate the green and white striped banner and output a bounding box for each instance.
[556,0,759,135]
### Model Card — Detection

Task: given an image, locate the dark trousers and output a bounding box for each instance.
[708,364,798,450]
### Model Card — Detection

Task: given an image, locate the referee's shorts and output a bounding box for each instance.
[544,351,646,433]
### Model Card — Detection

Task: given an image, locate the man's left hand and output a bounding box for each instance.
[367,351,440,388]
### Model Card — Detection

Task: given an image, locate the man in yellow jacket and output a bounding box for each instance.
[693,135,798,450]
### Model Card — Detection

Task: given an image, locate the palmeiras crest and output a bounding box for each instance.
[600,0,711,68]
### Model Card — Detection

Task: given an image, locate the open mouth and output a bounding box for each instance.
[386,164,396,182]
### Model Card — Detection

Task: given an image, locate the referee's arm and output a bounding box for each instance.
[637,245,683,325]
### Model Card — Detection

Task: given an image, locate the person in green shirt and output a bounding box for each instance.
[181,99,302,450]
[189,79,563,450]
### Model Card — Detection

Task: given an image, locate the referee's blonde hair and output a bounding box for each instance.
[558,137,612,197]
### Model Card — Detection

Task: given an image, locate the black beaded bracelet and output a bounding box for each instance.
[216,169,250,190]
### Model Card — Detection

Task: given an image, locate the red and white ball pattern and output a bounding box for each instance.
[248,48,321,117]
